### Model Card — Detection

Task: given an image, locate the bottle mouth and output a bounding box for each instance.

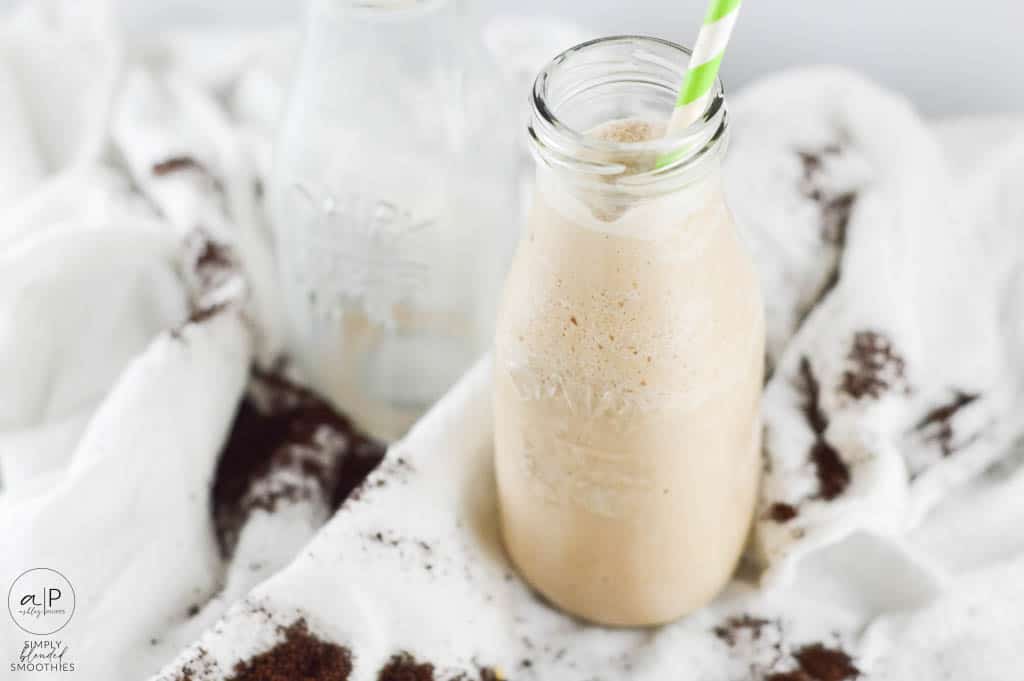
[528,35,728,192]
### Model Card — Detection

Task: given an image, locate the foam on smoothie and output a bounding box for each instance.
[538,117,713,229]
[589,118,665,178]
[590,118,665,144]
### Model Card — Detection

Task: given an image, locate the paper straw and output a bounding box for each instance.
[666,0,742,136]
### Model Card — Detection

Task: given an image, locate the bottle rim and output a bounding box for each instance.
[528,35,728,192]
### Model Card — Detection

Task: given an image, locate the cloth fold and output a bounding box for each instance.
[727,69,1024,583]
[2,2,1023,680]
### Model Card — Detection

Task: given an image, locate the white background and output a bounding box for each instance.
[4,0,1023,115]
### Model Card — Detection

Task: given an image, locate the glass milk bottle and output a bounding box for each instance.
[271,0,517,442]
[494,36,765,626]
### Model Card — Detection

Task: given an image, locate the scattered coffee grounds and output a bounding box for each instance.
[367,530,405,548]
[798,358,851,500]
[764,642,859,681]
[212,370,386,556]
[915,390,980,456]
[448,666,503,681]
[792,643,860,681]
[810,440,850,502]
[225,619,352,681]
[187,301,229,326]
[798,146,858,245]
[797,150,823,186]
[840,331,906,400]
[349,455,414,504]
[170,230,241,334]
[820,193,857,246]
[767,502,799,523]
[196,239,230,268]
[174,646,217,681]
[792,145,860,329]
[378,653,434,681]
[186,230,238,296]
[153,156,208,176]
[798,358,829,435]
[713,614,773,647]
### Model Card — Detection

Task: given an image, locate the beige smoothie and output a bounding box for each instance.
[494,119,764,626]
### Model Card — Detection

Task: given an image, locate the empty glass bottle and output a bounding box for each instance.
[270,0,518,441]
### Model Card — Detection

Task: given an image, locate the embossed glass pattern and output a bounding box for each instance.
[270,0,518,441]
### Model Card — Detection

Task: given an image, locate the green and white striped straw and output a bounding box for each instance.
[666,0,742,136]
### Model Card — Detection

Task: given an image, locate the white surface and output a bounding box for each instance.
[2,0,1022,114]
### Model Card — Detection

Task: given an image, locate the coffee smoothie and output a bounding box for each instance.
[494,37,764,627]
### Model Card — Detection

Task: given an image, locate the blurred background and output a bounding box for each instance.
[3,0,1022,115]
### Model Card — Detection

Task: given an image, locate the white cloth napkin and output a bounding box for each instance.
[728,69,1024,584]
[2,2,1024,680]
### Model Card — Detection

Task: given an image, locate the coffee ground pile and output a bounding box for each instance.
[224,619,352,681]
[212,370,386,556]
[377,653,435,681]
[765,643,860,681]
[185,630,502,681]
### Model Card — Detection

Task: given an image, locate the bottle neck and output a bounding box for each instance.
[528,35,729,201]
